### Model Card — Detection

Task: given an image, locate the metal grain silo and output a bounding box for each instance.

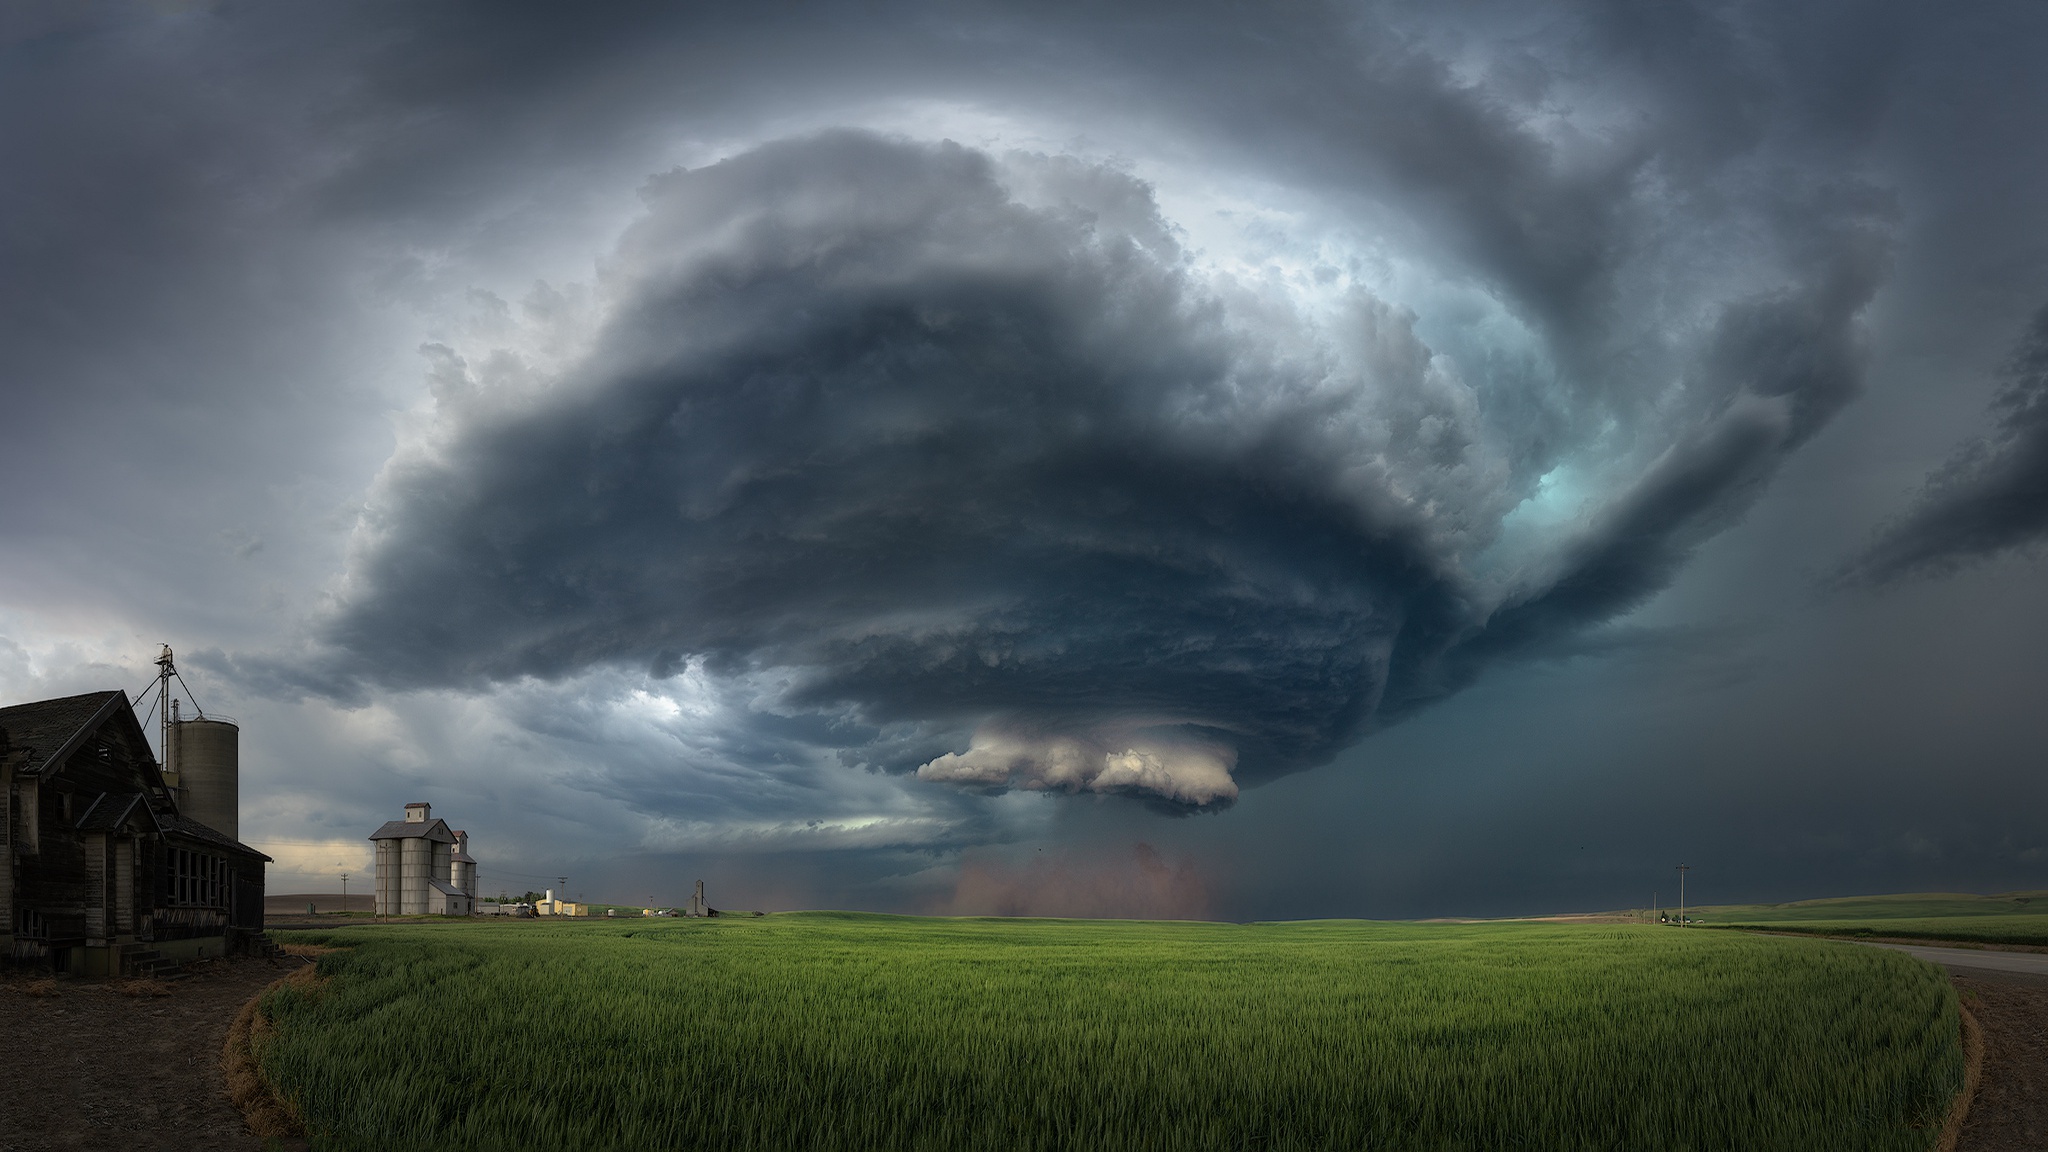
[375,840,399,915]
[400,837,431,915]
[170,716,240,841]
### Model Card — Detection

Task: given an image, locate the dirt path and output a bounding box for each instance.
[1953,970,2048,1152]
[1848,939,2048,1150]
[0,958,297,1152]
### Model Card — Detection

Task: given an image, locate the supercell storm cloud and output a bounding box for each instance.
[6,1,2046,914]
[325,118,1888,806]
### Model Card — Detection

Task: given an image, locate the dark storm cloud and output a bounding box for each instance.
[1433,203,1893,695]
[322,126,1887,805]
[1836,304,2048,586]
[7,0,2047,915]
[325,132,1477,804]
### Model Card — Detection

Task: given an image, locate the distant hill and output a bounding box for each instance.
[1696,891,2048,922]
[1685,891,2048,947]
[267,892,376,915]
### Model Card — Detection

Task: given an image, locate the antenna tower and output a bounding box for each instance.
[155,644,176,779]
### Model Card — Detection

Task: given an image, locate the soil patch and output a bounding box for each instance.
[222,965,321,1145]
[0,957,303,1152]
[1954,969,2048,1152]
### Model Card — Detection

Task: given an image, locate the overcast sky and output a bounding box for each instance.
[4,0,2045,919]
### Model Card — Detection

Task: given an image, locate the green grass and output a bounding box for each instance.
[265,914,1962,1152]
[1694,891,2048,945]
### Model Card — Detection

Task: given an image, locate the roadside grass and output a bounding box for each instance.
[264,914,1962,1152]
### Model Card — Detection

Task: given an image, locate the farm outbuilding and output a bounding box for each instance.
[1,688,270,974]
[369,803,476,915]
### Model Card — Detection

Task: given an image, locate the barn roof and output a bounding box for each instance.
[368,817,457,843]
[0,690,129,776]
[165,813,273,861]
[74,791,159,835]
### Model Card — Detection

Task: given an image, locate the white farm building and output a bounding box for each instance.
[369,802,476,915]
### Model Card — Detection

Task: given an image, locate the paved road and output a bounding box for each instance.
[1855,940,2048,976]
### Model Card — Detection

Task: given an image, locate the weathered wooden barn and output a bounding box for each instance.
[1,690,270,974]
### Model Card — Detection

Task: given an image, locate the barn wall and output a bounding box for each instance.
[1,756,12,953]
[17,775,36,856]
[83,831,106,944]
[115,838,134,935]
[19,781,88,947]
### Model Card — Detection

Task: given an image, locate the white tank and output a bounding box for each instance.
[171,717,239,841]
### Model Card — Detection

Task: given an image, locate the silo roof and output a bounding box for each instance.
[368,817,458,843]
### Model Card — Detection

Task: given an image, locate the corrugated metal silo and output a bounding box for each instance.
[171,717,239,840]
[400,837,431,915]
[375,840,399,915]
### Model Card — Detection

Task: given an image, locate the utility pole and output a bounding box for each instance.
[1676,864,1691,926]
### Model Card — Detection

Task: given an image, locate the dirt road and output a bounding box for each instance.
[0,958,295,1152]
[1859,941,2048,1152]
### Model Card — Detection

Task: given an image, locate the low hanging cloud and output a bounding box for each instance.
[917,717,1242,806]
[1835,304,2048,586]
[320,129,1890,807]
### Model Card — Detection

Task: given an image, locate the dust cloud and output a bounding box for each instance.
[944,843,1210,920]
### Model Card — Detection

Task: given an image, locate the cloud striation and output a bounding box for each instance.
[321,128,1890,807]
[1836,304,2048,585]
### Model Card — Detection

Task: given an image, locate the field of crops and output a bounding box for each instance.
[264,914,1962,1152]
[1698,891,2048,945]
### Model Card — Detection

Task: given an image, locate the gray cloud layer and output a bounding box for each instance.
[1837,304,2048,585]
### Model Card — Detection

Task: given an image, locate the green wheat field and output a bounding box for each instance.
[265,914,1964,1152]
